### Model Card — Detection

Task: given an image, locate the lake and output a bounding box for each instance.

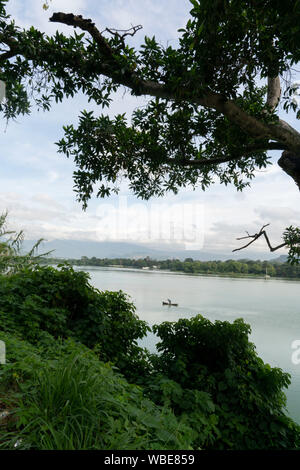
[76,266,300,423]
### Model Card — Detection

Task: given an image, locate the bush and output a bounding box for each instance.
[146,315,300,449]
[0,265,151,376]
[0,334,194,450]
[1,265,300,450]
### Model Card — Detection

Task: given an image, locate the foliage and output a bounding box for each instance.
[0,211,46,274]
[283,226,300,265]
[141,375,220,449]
[1,265,300,449]
[41,255,300,278]
[0,0,299,197]
[146,315,300,450]
[0,334,194,450]
[56,88,273,207]
[42,1,52,11]
[0,264,151,377]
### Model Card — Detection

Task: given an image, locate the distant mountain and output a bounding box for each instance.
[269,254,288,264]
[22,239,229,261]
[22,238,280,262]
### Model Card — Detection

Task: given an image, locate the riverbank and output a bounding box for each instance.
[103,266,300,281]
[39,256,300,280]
[44,260,300,282]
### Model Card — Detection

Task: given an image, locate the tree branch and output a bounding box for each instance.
[48,11,300,156]
[50,13,115,60]
[265,76,281,112]
[2,12,300,164]
[278,150,300,190]
[163,142,288,168]
[0,34,18,63]
[49,12,274,140]
[233,224,287,253]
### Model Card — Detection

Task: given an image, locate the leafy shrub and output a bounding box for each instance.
[0,265,151,375]
[0,334,194,450]
[147,315,300,450]
[1,263,300,450]
[144,375,220,448]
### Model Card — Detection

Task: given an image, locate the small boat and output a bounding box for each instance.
[162,299,178,307]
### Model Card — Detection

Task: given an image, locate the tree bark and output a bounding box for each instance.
[265,76,281,112]
[278,151,300,190]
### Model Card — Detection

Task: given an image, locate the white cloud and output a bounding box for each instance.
[5,0,87,33]
[31,193,64,210]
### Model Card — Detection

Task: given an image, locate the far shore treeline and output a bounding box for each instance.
[39,256,300,279]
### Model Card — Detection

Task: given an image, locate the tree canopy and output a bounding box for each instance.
[0,0,299,260]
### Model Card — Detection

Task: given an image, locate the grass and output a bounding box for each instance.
[0,336,193,450]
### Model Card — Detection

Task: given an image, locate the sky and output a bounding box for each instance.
[1,0,300,257]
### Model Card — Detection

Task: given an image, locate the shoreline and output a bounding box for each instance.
[69,264,300,282]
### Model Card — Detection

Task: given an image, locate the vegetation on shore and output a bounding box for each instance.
[1,233,300,449]
[39,256,300,279]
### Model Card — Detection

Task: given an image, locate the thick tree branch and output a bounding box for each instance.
[50,13,114,60]
[263,40,281,113]
[0,50,15,61]
[48,13,300,157]
[268,119,300,152]
[0,34,18,63]
[164,142,288,168]
[233,224,287,253]
[49,12,274,139]
[265,76,281,112]
[278,150,300,190]
[49,11,300,176]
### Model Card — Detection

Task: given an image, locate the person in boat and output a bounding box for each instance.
[162,299,178,306]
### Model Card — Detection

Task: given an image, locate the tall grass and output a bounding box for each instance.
[0,211,50,274]
[0,339,193,450]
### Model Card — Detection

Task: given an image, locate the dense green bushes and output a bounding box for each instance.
[148,316,300,449]
[0,265,150,376]
[0,265,300,450]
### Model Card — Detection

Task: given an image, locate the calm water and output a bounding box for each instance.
[77,266,300,423]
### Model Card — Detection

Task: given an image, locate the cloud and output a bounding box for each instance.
[5,0,88,33]
[255,206,300,222]
[92,196,205,246]
[31,193,65,210]
[97,0,190,45]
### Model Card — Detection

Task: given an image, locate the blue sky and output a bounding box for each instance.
[1,0,300,256]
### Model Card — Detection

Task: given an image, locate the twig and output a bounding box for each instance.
[103,25,143,39]
[233,224,287,253]
[50,13,114,60]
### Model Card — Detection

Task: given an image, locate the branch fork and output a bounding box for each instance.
[233,224,287,253]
